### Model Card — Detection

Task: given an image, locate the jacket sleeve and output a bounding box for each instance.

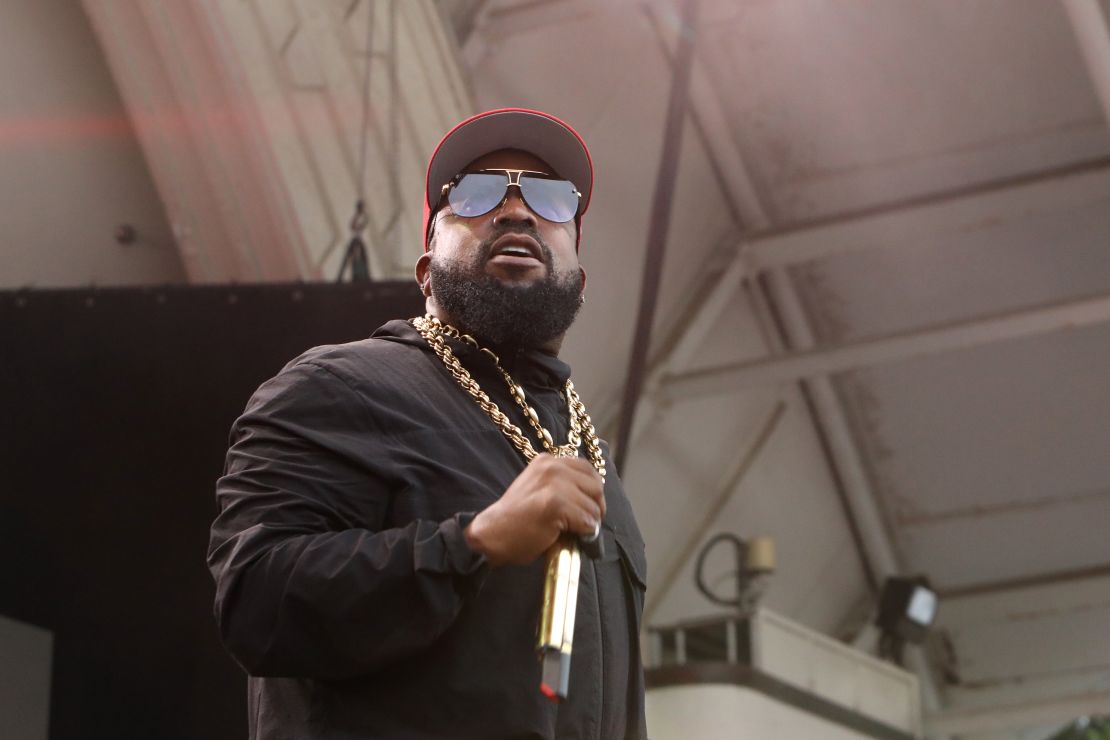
[207,360,489,680]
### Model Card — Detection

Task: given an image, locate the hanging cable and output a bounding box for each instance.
[694,533,745,608]
[337,1,376,283]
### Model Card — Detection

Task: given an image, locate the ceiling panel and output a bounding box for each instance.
[833,323,1110,588]
[796,195,1110,344]
[698,0,1110,222]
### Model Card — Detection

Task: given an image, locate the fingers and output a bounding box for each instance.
[570,509,601,539]
[529,454,606,518]
[474,454,608,566]
[562,492,602,536]
[548,478,604,538]
[567,458,606,519]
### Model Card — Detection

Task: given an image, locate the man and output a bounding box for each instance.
[208,108,647,739]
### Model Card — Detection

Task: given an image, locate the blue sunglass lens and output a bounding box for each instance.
[519,176,579,223]
[447,173,508,217]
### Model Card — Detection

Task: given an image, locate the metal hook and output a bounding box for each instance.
[350,199,369,235]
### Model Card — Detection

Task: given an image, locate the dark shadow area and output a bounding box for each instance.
[0,281,424,739]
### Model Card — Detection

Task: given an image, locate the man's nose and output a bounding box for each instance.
[493,186,537,227]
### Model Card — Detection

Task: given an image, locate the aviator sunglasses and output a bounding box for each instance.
[440,169,582,223]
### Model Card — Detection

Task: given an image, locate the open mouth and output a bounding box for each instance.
[488,233,544,266]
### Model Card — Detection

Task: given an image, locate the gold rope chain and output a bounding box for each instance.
[412,315,606,482]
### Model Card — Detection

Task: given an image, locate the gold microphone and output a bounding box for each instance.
[537,526,602,701]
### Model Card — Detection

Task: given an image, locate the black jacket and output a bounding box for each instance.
[208,319,647,739]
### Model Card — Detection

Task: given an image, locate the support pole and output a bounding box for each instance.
[614,0,701,472]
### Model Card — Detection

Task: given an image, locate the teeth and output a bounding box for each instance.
[500,246,532,257]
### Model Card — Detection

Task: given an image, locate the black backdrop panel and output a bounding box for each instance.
[0,282,424,739]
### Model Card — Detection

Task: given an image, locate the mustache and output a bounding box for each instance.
[475,225,553,265]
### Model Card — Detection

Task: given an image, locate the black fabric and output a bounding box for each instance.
[208,319,647,740]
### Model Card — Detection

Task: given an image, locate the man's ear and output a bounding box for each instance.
[415,252,433,297]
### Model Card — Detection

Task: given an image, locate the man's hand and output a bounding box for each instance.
[464,453,606,566]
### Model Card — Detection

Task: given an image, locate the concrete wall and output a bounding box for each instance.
[0,0,183,288]
[648,686,883,740]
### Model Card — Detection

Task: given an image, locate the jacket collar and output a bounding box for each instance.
[373,318,572,389]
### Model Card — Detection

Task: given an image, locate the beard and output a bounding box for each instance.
[427,231,584,349]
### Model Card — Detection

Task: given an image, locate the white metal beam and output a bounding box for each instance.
[1063,0,1110,126]
[661,290,1110,400]
[740,158,1110,273]
[925,689,1110,737]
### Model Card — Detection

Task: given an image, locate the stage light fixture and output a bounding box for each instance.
[876,575,937,663]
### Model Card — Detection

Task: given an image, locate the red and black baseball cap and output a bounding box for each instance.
[423,108,594,251]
